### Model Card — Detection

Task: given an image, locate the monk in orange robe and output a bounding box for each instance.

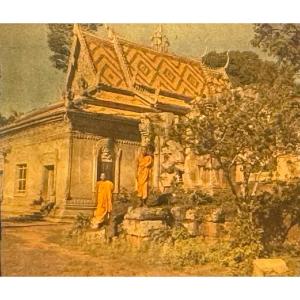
[136,148,153,206]
[91,173,114,228]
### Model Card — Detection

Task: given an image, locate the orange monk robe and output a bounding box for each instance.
[92,180,114,225]
[137,155,153,200]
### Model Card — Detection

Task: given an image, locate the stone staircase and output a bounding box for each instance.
[1,210,44,223]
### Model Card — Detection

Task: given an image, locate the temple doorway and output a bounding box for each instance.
[41,165,55,201]
[95,139,115,182]
[97,157,114,181]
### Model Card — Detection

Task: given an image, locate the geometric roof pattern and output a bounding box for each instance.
[82,32,230,99]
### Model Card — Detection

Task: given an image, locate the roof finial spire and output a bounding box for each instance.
[151,24,170,53]
[224,50,230,69]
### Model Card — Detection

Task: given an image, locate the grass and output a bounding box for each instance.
[46,228,234,276]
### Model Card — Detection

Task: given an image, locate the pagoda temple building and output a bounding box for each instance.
[0,25,232,218]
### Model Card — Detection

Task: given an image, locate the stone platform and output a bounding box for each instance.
[253,259,289,276]
[122,207,171,240]
[122,206,230,242]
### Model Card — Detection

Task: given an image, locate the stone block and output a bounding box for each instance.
[182,220,200,236]
[124,206,170,221]
[185,208,202,221]
[123,219,166,237]
[200,222,227,239]
[253,259,289,276]
[171,206,187,222]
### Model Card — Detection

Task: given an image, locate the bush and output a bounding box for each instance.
[69,213,91,236]
[161,238,207,267]
[149,224,190,244]
[256,180,300,251]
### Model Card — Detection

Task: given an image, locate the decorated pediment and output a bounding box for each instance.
[66,25,231,112]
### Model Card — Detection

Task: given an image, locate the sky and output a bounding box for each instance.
[0,24,266,117]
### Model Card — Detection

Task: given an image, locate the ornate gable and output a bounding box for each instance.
[66,26,231,109]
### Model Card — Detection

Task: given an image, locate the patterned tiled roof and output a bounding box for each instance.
[81,32,230,99]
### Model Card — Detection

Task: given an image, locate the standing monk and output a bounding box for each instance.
[136,147,153,206]
[91,173,114,228]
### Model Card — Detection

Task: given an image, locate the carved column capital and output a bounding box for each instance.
[139,116,153,147]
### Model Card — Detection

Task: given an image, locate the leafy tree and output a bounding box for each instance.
[47,24,102,72]
[171,76,300,261]
[251,24,300,72]
[202,50,280,87]
[256,181,300,250]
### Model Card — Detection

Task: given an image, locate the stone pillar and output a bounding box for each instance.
[64,117,73,201]
[152,136,161,190]
[114,148,122,193]
[0,151,5,203]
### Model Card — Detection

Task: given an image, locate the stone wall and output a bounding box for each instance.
[122,206,230,244]
[0,110,143,219]
[139,112,228,193]
[0,120,70,217]
[65,134,140,218]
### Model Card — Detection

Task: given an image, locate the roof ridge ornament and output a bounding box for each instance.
[224,50,230,69]
[151,24,170,53]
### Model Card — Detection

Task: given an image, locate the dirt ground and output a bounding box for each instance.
[1,222,299,276]
[0,222,232,276]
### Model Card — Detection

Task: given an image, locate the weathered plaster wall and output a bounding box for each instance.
[68,137,140,204]
[63,113,142,217]
[117,140,140,193]
[0,121,70,216]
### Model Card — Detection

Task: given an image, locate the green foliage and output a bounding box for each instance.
[168,180,215,207]
[216,179,300,269]
[229,210,264,262]
[161,238,208,267]
[202,50,280,87]
[256,180,300,249]
[47,24,102,72]
[117,189,141,209]
[149,224,190,244]
[172,86,299,201]
[171,56,299,264]
[251,24,300,72]
[69,213,91,236]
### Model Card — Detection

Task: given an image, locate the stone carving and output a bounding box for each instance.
[95,138,114,162]
[101,143,113,162]
[160,140,185,188]
[139,112,227,192]
[139,117,153,147]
